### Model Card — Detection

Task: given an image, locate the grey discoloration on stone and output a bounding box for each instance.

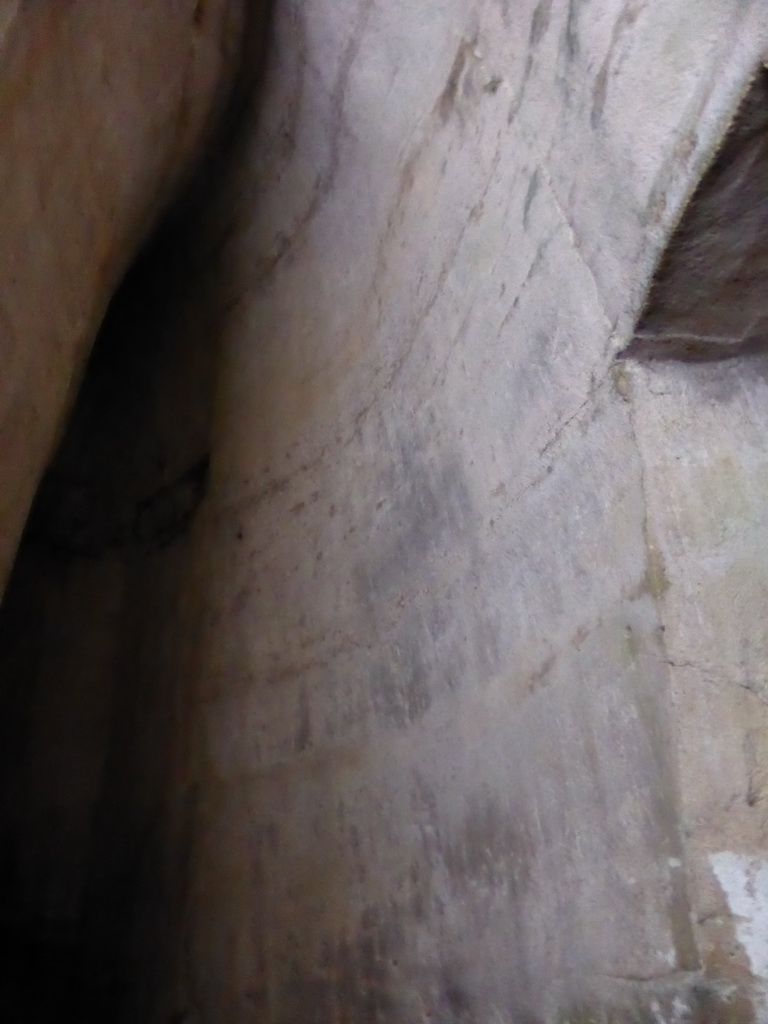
[590,58,609,129]
[371,642,433,729]
[523,168,541,229]
[590,2,644,131]
[443,794,535,898]
[438,38,474,124]
[564,0,581,61]
[354,438,476,604]
[529,0,554,47]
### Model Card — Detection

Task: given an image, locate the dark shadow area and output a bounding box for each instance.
[0,204,217,1024]
[621,65,768,361]
[0,7,273,1020]
[0,932,102,1024]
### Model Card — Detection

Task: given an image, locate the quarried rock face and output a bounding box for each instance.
[1,1,768,1022]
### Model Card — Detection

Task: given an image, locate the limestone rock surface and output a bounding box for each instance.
[1,1,768,1023]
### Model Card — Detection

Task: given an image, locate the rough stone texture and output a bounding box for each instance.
[0,0,247,595]
[0,0,768,1022]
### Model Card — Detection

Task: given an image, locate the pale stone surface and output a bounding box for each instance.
[0,0,768,1022]
[0,0,246,594]
[631,351,768,1021]
[167,1,764,1018]
[711,853,768,979]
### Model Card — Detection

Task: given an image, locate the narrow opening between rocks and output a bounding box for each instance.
[621,65,768,362]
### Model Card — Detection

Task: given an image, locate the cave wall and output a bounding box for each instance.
[1,0,768,1022]
[120,0,765,1017]
[0,0,247,594]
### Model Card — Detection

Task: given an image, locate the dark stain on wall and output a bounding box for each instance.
[529,0,553,47]
[437,39,474,124]
[356,434,476,603]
